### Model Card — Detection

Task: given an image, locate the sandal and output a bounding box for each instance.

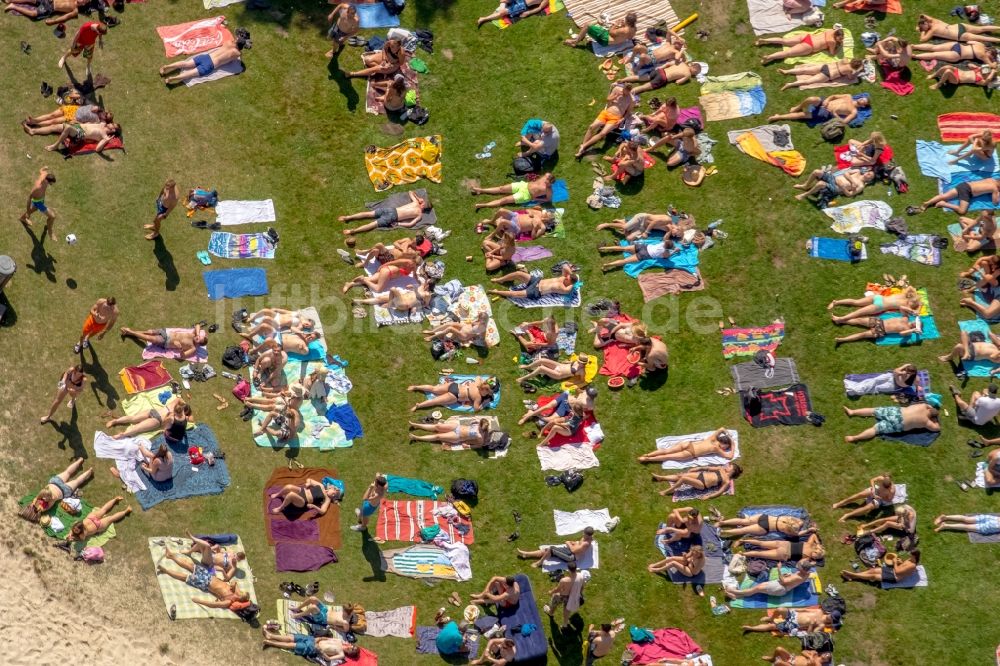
[968,438,985,449]
[305,581,320,596]
[507,531,520,542]
[971,449,985,458]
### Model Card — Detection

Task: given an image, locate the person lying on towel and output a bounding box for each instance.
[596,209,695,241]
[244,308,316,334]
[626,61,702,96]
[262,629,358,660]
[471,173,556,211]
[656,506,703,544]
[961,288,1000,322]
[939,327,1000,369]
[564,12,637,49]
[839,550,920,585]
[157,547,252,613]
[67,495,131,542]
[354,234,444,265]
[159,29,251,86]
[733,534,826,563]
[424,312,490,346]
[793,165,873,202]
[648,31,688,65]
[742,607,841,635]
[913,40,997,68]
[470,575,521,608]
[763,646,833,665]
[768,94,870,126]
[121,324,207,359]
[638,428,735,464]
[291,599,366,633]
[353,283,435,316]
[828,286,920,324]
[648,544,705,582]
[598,239,677,273]
[519,386,597,426]
[756,28,846,66]
[778,58,865,91]
[180,533,246,581]
[917,14,1000,45]
[23,99,114,136]
[249,327,321,359]
[4,0,91,25]
[476,0,546,28]
[342,257,419,294]
[488,263,579,300]
[648,126,701,167]
[517,355,590,385]
[576,84,635,158]
[345,38,406,79]
[407,377,498,412]
[842,399,940,443]
[105,396,191,441]
[832,473,898,522]
[719,512,816,540]
[726,560,814,600]
[340,190,433,236]
[592,316,649,350]
[269,476,342,516]
[870,35,911,69]
[516,526,595,568]
[482,207,556,241]
[409,418,506,450]
[833,313,921,346]
[927,63,997,90]
[651,463,742,499]
[934,511,1000,535]
[42,120,120,154]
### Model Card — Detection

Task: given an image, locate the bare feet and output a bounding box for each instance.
[842,406,854,416]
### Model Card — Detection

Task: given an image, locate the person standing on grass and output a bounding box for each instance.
[146,179,179,240]
[40,364,86,424]
[351,473,387,531]
[326,3,359,59]
[20,166,57,241]
[58,20,107,76]
[75,296,118,353]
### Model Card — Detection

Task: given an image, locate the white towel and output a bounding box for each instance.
[216,199,276,226]
[442,541,473,581]
[971,461,999,489]
[184,59,244,87]
[203,0,243,8]
[541,542,599,571]
[654,429,740,469]
[536,443,600,472]
[892,483,908,504]
[92,431,148,492]
[881,565,928,589]
[585,422,605,444]
[554,509,612,536]
[693,61,710,83]
[565,569,591,613]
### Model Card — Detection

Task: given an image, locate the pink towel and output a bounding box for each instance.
[511,245,553,262]
[140,329,208,363]
[156,16,232,57]
[677,106,703,126]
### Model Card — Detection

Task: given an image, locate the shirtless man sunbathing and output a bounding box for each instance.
[159,30,250,85]
[476,0,545,28]
[725,560,813,600]
[637,97,680,135]
[43,121,120,153]
[762,646,832,665]
[488,264,578,300]
[407,377,497,412]
[482,208,555,241]
[120,324,207,359]
[949,130,997,163]
[423,312,490,345]
[778,58,864,91]
[353,284,433,316]
[637,428,735,463]
[833,314,921,346]
[843,400,940,443]
[828,286,921,323]
[919,176,1000,214]
[339,190,432,235]
[470,575,521,607]
[576,85,635,158]
[650,34,687,64]
[917,14,1000,44]
[630,62,701,95]
[938,327,1000,367]
[767,94,869,125]
[960,289,1000,320]
[598,239,676,272]
[564,12,637,49]
[342,258,419,294]
[757,28,845,65]
[471,173,555,210]
[262,630,358,660]
[741,608,840,635]
[793,166,872,201]
[517,355,590,384]
[156,547,251,612]
[516,527,594,568]
[291,599,365,633]
[4,0,90,25]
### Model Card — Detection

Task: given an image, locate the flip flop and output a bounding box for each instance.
[191,220,208,228]
[196,251,212,265]
[971,450,985,458]
[305,581,320,596]
[968,439,985,449]
[168,604,177,620]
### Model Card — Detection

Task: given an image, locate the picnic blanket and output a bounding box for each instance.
[536,442,600,471]
[366,64,419,115]
[699,73,767,122]
[381,543,463,580]
[844,369,930,399]
[599,340,642,379]
[264,466,341,572]
[207,231,276,259]
[184,59,244,87]
[875,288,939,346]
[748,0,815,36]
[134,425,230,511]
[365,135,442,191]
[722,321,785,359]
[355,1,400,28]
[375,500,475,545]
[554,508,613,535]
[673,478,735,502]
[728,124,806,177]
[781,29,854,65]
[119,360,172,395]
[511,245,553,262]
[203,268,268,300]
[879,63,913,96]
[156,16,232,57]
[958,319,998,376]
[637,269,706,301]
[938,112,1000,143]
[881,565,928,589]
[726,566,820,609]
[808,236,866,262]
[493,0,563,28]
[216,199,276,226]
[731,358,800,390]
[626,628,703,665]
[425,285,501,347]
[138,329,208,363]
[655,522,727,584]
[424,373,500,412]
[823,200,892,234]
[148,536,256,620]
[415,625,480,657]
[620,240,700,278]
[654,429,741,470]
[64,136,124,156]
[743,383,812,427]
[879,234,942,267]
[563,0,679,33]
[541,541,599,571]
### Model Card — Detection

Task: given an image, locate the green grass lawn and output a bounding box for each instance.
[1,0,998,664]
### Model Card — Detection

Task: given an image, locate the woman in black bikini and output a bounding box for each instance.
[651,463,742,499]
[778,58,864,91]
[105,397,190,441]
[917,14,1000,45]
[718,514,816,539]
[40,364,86,424]
[270,478,342,516]
[346,38,406,78]
[733,533,825,562]
[407,377,497,412]
[912,41,997,65]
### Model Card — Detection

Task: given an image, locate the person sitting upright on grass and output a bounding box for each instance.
[159,29,250,85]
[472,638,517,666]
[326,4,359,59]
[638,428,735,464]
[605,139,646,184]
[656,507,702,544]
[586,620,624,664]
[477,0,545,28]
[954,210,997,253]
[564,13,638,50]
[120,324,207,359]
[516,527,595,568]
[576,84,635,158]
[647,545,706,585]
[756,28,845,65]
[651,463,742,498]
[840,550,920,585]
[778,58,864,91]
[488,264,579,300]
[471,173,556,210]
[949,383,1000,426]
[470,575,521,608]
[842,399,941,443]
[917,14,1000,44]
[828,286,921,323]
[518,119,560,161]
[831,473,897,522]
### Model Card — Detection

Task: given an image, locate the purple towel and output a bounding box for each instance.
[511,245,553,263]
[678,105,703,126]
[275,543,338,572]
[271,519,320,542]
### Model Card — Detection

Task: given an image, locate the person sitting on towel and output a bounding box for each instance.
[955,210,997,253]
[725,559,814,599]
[262,630,358,660]
[179,532,246,581]
[793,165,872,201]
[596,210,687,241]
[576,84,635,158]
[928,63,998,90]
[656,506,703,544]
[839,550,920,585]
[516,526,595,568]
[828,286,921,323]
[120,324,207,359]
[482,207,556,241]
[719,513,816,539]
[470,575,521,608]
[353,282,435,316]
[647,544,706,581]
[842,399,940,443]
[517,354,590,385]
[648,126,701,167]
[137,442,174,482]
[482,231,516,271]
[159,29,250,85]
[326,3,359,59]
[291,599,366,633]
[949,130,997,163]
[778,58,865,92]
[255,402,300,442]
[488,263,579,300]
[339,190,432,236]
[42,121,120,154]
[763,646,833,665]
[860,504,918,542]
[476,0,546,27]
[833,313,921,346]
[756,28,845,66]
[638,428,735,464]
[591,317,648,350]
[471,172,556,210]
[652,463,742,499]
[917,14,1000,45]
[564,12,638,49]
[66,495,131,542]
[407,377,498,412]
[628,61,702,96]
[605,139,646,184]
[23,100,114,136]
[269,477,342,516]
[938,327,1000,368]
[949,382,1000,426]
[536,403,587,446]
[4,0,91,25]
[733,534,826,562]
[597,239,676,273]
[473,638,517,666]
[831,473,898,522]
[869,35,911,69]
[341,258,420,294]
[345,38,406,79]
[511,315,559,352]
[518,119,560,161]
[423,312,490,345]
[742,608,841,635]
[840,131,889,168]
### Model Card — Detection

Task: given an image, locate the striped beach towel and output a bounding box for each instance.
[208,231,276,259]
[721,322,785,359]
[563,0,679,33]
[382,543,461,579]
[374,500,475,545]
[938,112,1000,143]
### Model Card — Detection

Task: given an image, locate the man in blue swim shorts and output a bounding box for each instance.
[476,0,546,27]
[20,166,58,241]
[262,630,358,660]
[159,29,251,85]
[351,473,387,531]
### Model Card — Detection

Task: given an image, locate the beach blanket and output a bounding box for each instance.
[415,626,479,657]
[637,269,706,301]
[731,358,800,391]
[881,565,928,589]
[808,236,866,262]
[504,281,581,309]
[844,369,930,399]
[355,1,400,28]
[93,431,148,492]
[493,0,562,27]
[523,179,569,206]
[381,543,462,580]
[216,199,276,226]
[598,340,642,380]
[120,388,176,438]
[781,29,854,65]
[592,39,634,57]
[425,285,500,347]
[743,383,812,427]
[139,329,208,363]
[156,16,231,57]
[423,373,500,412]
[726,566,820,609]
[728,124,806,177]
[722,321,785,359]
[879,234,942,266]
[203,268,268,300]
[563,0,679,33]
[620,240,700,278]
[366,64,419,115]
[134,425,230,511]
[699,73,767,122]
[119,360,172,395]
[184,59,244,87]
[627,628,702,664]
[875,288,939,346]
[823,200,891,234]
[495,575,547,660]
[264,466,341,572]
[375,500,475,545]
[365,135,442,191]
[748,0,815,36]
[958,319,996,376]
[654,429,741,470]
[207,231,276,259]
[275,598,310,636]
[65,136,124,156]
[673,479,735,502]
[148,536,256,620]
[536,442,600,471]
[554,508,613,535]
[938,112,1000,143]
[541,541,599,571]
[879,426,940,446]
[917,140,1000,212]
[366,606,417,638]
[656,523,727,584]
[386,475,443,500]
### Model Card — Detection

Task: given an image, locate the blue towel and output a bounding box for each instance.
[736,86,767,118]
[386,474,444,499]
[354,2,400,29]
[288,338,327,362]
[525,179,569,206]
[203,268,268,301]
[973,289,1000,323]
[959,319,998,376]
[875,313,940,346]
[917,140,1000,212]
[430,374,501,412]
[194,533,238,545]
[134,425,230,511]
[736,506,810,541]
[321,476,345,498]
[591,39,634,57]
[325,403,364,439]
[621,241,700,278]
[808,237,860,262]
[879,428,940,446]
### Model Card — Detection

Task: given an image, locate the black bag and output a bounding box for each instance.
[222,345,247,370]
[800,631,834,653]
[680,117,703,133]
[382,0,405,15]
[820,595,847,615]
[819,119,847,142]
[561,470,584,492]
[407,105,429,125]
[511,156,535,176]
[233,603,259,623]
[451,478,479,500]
[484,431,510,451]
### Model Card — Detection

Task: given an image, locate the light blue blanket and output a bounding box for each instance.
[959,319,998,376]
[916,140,1000,211]
[621,241,700,278]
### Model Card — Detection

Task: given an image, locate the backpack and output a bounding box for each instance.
[800,631,834,653]
[819,119,847,142]
[233,603,260,623]
[820,595,847,615]
[406,105,429,125]
[80,546,104,563]
[222,345,247,370]
[382,0,405,15]
[451,478,479,501]
[484,430,510,451]
[853,533,886,567]
[511,156,536,176]
[680,117,703,133]
[561,470,584,492]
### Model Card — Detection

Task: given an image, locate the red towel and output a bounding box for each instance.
[346,647,379,666]
[66,136,124,156]
[627,628,702,664]
[599,342,642,379]
[879,65,914,96]
[118,360,171,394]
[938,112,1000,143]
[834,143,894,170]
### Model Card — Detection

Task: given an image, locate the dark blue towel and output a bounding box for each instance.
[195,533,238,545]
[135,425,231,510]
[325,402,364,440]
[203,268,269,301]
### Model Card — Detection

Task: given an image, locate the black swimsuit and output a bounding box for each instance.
[306,485,324,505]
[165,417,187,443]
[789,541,804,560]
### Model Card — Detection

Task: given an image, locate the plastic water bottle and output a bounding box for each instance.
[221,371,240,381]
[465,357,481,365]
